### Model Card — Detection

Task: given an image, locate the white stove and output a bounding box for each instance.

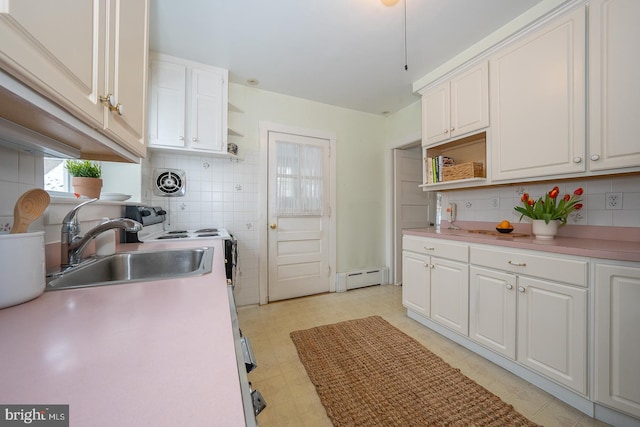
[122,206,231,242]
[139,226,231,242]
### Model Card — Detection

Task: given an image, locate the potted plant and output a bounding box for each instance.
[65,160,103,199]
[514,186,583,240]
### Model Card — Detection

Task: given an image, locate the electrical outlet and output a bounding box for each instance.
[490,197,499,209]
[605,192,623,210]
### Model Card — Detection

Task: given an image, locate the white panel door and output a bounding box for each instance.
[430,257,469,336]
[517,276,587,394]
[595,263,640,418]
[267,132,331,301]
[589,0,640,171]
[469,266,516,359]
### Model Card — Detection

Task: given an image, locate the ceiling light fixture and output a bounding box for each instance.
[381,0,400,6]
[247,78,259,86]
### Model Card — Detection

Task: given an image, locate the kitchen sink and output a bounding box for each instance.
[46,247,214,291]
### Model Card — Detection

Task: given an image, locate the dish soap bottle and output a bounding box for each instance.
[95,217,116,256]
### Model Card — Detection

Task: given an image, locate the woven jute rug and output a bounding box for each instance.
[290,316,539,427]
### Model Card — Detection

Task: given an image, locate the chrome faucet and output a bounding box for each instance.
[61,198,142,266]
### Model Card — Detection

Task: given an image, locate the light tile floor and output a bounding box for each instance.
[237,285,610,427]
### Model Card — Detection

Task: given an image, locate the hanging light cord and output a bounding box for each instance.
[404,0,408,71]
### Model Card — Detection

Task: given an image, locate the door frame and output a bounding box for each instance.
[259,121,337,305]
[387,131,422,286]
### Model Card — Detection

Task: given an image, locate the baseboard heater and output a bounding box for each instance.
[336,267,389,292]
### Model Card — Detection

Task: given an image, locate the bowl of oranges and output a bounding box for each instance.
[496,220,514,233]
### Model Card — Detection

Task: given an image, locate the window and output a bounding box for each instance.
[44,157,70,192]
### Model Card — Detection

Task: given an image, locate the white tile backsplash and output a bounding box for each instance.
[142,149,260,305]
[0,146,44,231]
[442,175,640,227]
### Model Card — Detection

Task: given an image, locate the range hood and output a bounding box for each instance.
[0,71,140,163]
[0,116,80,158]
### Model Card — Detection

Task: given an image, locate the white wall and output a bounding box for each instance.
[142,83,390,305]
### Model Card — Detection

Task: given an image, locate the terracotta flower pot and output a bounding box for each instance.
[72,177,103,199]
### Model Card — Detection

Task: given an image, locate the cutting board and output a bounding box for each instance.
[467,229,529,238]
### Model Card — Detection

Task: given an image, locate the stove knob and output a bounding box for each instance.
[156,209,167,215]
[140,209,151,217]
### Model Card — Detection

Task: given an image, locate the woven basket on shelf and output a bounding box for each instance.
[443,162,484,182]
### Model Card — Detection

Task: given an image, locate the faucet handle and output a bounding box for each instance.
[62,198,99,226]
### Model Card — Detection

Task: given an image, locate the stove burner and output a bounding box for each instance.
[197,233,220,237]
[156,235,189,239]
[195,228,218,233]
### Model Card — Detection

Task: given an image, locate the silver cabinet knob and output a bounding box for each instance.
[518,286,525,293]
[591,154,600,161]
[179,136,184,141]
[506,284,513,290]
[424,247,435,251]
[573,157,582,163]
[443,129,449,134]
[450,127,455,132]
[192,137,198,142]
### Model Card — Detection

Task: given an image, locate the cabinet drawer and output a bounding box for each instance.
[470,246,587,287]
[403,236,468,262]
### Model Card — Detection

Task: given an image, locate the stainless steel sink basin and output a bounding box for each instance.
[46,247,214,291]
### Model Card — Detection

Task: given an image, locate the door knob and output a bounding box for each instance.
[270,223,277,229]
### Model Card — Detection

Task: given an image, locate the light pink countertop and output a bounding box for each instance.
[0,240,246,427]
[404,222,640,263]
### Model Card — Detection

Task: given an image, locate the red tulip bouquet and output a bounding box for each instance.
[515,186,584,225]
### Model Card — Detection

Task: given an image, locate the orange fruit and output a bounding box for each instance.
[498,220,511,229]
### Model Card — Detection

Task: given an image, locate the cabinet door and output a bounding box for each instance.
[517,276,587,394]
[490,7,586,181]
[450,61,489,139]
[469,266,516,359]
[0,0,104,126]
[422,82,450,146]
[589,0,640,171]
[430,257,469,336]
[148,60,186,148]
[402,251,430,316]
[103,0,148,157]
[189,68,226,153]
[594,263,640,418]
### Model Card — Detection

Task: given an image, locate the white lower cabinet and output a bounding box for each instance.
[430,258,469,336]
[402,250,430,317]
[470,246,588,395]
[594,262,640,419]
[516,275,587,395]
[402,236,469,334]
[469,266,517,359]
[469,264,587,394]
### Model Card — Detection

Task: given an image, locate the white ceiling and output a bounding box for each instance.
[149,0,545,116]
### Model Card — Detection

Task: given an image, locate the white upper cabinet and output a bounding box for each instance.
[101,0,149,157]
[489,7,586,181]
[589,0,640,172]
[148,53,229,156]
[0,0,149,158]
[422,62,489,147]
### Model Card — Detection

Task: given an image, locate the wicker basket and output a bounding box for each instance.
[443,162,484,182]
